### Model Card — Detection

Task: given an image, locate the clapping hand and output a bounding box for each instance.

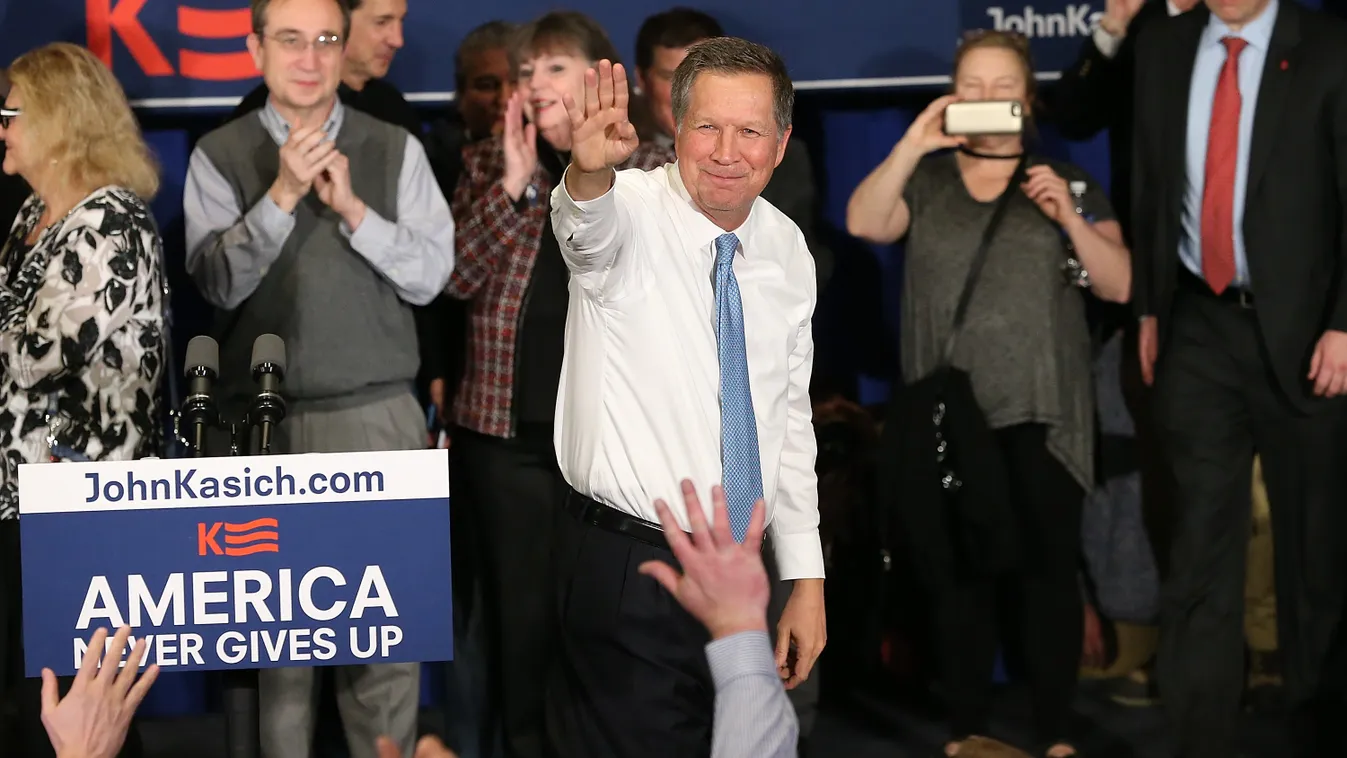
[314,152,367,228]
[271,127,340,212]
[41,627,160,758]
[501,90,539,201]
[560,59,639,174]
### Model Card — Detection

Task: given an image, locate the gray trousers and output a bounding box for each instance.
[259,391,425,758]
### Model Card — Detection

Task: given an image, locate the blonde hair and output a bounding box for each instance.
[7,43,160,200]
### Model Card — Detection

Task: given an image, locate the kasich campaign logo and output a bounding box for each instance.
[88,1,259,82]
[198,517,279,557]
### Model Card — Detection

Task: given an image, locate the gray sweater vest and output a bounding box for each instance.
[195,109,417,410]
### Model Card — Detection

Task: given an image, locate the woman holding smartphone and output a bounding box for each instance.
[846,30,1131,758]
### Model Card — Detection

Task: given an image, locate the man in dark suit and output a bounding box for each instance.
[1131,2,1347,756]
[1049,0,1200,710]
[1052,0,1200,241]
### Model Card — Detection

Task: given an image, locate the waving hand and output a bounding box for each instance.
[561,59,639,173]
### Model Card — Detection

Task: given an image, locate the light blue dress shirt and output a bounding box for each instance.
[707,630,799,758]
[1179,0,1279,287]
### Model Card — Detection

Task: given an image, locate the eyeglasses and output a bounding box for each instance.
[265,32,343,55]
[0,108,20,129]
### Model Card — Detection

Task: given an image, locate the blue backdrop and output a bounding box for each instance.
[1,1,1120,107]
[0,0,1339,725]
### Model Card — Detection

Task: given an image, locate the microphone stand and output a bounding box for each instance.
[221,420,261,758]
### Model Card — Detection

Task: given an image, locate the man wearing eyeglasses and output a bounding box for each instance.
[230,0,417,137]
[182,1,455,758]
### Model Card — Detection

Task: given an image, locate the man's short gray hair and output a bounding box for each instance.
[670,37,793,138]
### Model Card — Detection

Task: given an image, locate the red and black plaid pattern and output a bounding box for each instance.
[448,136,674,437]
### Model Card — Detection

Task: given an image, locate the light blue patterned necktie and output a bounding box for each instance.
[713,233,764,542]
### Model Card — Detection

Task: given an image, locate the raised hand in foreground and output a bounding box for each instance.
[42,626,159,758]
[638,479,771,641]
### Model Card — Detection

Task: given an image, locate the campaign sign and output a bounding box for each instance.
[959,1,1106,73]
[0,0,1091,109]
[18,449,452,677]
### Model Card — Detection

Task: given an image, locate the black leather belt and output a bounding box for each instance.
[1177,265,1254,309]
[564,489,668,551]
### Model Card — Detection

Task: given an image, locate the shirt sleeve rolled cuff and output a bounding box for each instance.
[342,207,397,258]
[705,631,778,691]
[770,529,825,581]
[1092,25,1124,59]
[552,166,617,223]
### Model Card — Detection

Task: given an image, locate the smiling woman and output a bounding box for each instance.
[440,11,674,755]
[0,40,167,758]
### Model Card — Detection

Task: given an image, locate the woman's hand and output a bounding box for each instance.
[896,94,967,158]
[1022,164,1078,226]
[501,91,538,201]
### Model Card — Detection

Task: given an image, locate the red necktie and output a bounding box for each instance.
[1200,37,1248,294]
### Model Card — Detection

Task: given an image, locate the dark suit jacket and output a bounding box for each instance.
[1131,2,1347,408]
[1050,0,1171,239]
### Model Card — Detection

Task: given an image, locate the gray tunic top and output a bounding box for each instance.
[900,152,1115,491]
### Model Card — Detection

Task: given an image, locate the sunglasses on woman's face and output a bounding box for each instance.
[0,108,19,129]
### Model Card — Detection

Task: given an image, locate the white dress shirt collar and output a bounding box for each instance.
[1200,0,1278,50]
[663,162,758,259]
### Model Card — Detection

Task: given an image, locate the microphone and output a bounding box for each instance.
[249,334,287,455]
[181,336,219,458]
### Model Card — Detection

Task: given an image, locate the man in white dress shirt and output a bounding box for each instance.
[543,37,825,757]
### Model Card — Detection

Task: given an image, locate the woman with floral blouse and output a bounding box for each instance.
[0,42,166,758]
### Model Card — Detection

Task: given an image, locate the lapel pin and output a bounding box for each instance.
[1280,59,1289,70]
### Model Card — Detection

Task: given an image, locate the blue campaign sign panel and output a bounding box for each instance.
[18,449,452,677]
[0,0,1118,108]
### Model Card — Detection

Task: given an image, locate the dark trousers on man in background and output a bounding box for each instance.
[1153,281,1347,758]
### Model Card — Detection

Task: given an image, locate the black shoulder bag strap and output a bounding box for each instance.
[935,153,1029,375]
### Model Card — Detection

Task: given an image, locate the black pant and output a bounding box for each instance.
[0,520,143,758]
[453,426,564,758]
[545,493,714,758]
[934,424,1085,746]
[1154,289,1347,758]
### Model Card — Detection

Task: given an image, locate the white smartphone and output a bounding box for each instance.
[943,100,1024,136]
